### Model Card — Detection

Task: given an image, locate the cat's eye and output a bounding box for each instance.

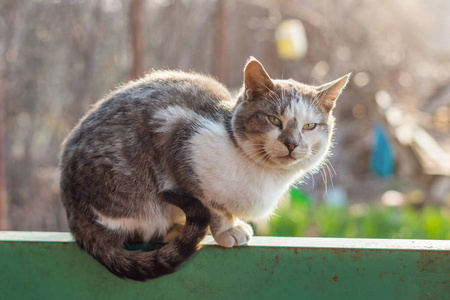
[268,115,282,127]
[303,123,317,130]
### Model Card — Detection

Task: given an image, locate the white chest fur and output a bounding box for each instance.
[190,121,300,221]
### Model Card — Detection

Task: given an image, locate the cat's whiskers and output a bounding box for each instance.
[239,145,265,162]
[247,147,271,165]
[326,159,337,176]
[241,151,268,175]
[302,156,318,191]
[321,159,337,194]
[303,148,330,196]
[309,170,316,190]
[319,168,328,196]
[223,138,273,175]
[243,144,276,172]
[311,154,333,197]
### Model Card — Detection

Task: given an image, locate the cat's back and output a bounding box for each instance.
[108,70,234,118]
[62,70,233,148]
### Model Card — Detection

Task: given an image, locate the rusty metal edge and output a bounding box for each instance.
[1,231,449,251]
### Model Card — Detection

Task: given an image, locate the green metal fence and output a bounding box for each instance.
[0,231,449,299]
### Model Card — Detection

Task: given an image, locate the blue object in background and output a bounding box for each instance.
[371,123,395,177]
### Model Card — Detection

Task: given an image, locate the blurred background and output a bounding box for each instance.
[0,0,449,239]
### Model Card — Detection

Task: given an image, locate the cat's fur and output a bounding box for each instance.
[60,57,349,281]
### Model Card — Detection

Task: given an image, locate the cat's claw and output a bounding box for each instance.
[214,220,253,248]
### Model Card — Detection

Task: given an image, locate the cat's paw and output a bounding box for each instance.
[214,220,253,248]
[163,224,184,243]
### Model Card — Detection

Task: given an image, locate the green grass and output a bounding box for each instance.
[260,189,450,240]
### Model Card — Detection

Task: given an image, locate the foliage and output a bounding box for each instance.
[261,190,450,240]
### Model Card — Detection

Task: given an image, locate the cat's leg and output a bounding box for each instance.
[162,202,187,243]
[163,224,184,243]
[209,210,253,248]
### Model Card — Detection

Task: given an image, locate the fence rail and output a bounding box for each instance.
[0,231,449,299]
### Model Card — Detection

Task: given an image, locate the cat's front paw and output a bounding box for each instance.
[214,220,253,248]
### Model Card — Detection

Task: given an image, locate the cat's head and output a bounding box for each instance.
[232,57,350,173]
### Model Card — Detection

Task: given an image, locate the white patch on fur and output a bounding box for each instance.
[93,204,185,242]
[153,106,200,133]
[284,97,321,126]
[190,120,301,221]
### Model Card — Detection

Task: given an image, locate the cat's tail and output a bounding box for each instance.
[74,190,211,281]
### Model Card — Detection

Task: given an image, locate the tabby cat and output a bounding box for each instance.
[60,57,349,281]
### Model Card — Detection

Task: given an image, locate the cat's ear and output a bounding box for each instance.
[243,57,274,100]
[317,73,351,112]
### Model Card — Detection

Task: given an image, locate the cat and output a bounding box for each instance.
[60,57,349,281]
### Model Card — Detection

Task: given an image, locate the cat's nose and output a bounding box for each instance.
[284,141,299,154]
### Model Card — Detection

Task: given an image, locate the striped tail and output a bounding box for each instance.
[75,190,211,281]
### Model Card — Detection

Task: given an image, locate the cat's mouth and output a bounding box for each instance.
[275,155,297,164]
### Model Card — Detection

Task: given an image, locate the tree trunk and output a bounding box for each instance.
[214,0,227,85]
[0,62,8,230]
[129,0,144,80]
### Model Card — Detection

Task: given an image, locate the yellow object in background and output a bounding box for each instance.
[275,19,308,60]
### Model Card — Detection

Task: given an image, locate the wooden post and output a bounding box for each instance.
[0,62,8,230]
[215,0,227,85]
[129,0,144,80]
